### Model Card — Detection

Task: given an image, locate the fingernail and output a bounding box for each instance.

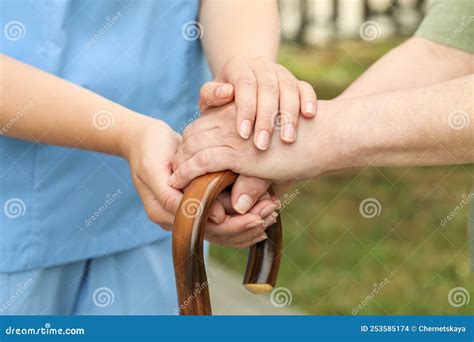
[245,219,264,229]
[260,204,277,218]
[168,174,176,186]
[239,119,252,139]
[209,215,219,223]
[255,130,270,150]
[256,233,268,242]
[282,123,296,142]
[234,194,254,214]
[305,101,315,115]
[266,215,277,226]
[215,84,233,98]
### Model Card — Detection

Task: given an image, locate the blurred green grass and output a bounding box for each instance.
[210,38,474,315]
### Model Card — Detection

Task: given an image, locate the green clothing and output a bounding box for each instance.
[415,0,473,53]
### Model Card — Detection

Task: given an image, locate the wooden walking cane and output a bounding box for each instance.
[172,170,282,315]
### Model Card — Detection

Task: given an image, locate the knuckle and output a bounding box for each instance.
[158,190,174,212]
[236,102,256,116]
[236,75,256,87]
[176,164,189,180]
[259,78,279,93]
[182,136,197,154]
[256,112,273,126]
[252,180,270,194]
[182,123,194,139]
[196,150,210,168]
[299,80,314,92]
[280,76,298,90]
[145,211,160,225]
[223,103,238,118]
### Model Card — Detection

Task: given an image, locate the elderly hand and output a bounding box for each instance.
[169,101,337,189]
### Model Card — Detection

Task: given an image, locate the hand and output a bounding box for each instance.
[170,101,337,189]
[121,118,279,248]
[199,56,317,150]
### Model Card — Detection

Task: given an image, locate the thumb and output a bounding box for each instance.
[231,175,272,214]
[199,81,234,112]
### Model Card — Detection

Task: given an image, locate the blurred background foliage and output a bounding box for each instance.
[211,0,473,315]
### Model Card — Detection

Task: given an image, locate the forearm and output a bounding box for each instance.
[200,0,279,74]
[0,54,154,157]
[323,75,474,174]
[338,37,473,100]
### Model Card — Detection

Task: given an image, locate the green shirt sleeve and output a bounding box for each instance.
[415,0,474,53]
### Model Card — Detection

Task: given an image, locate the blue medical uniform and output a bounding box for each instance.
[0,0,210,314]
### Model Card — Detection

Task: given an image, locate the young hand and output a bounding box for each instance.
[199,57,317,150]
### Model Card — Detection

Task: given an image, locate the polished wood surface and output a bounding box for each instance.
[172,170,282,315]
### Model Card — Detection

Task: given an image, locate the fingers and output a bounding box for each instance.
[298,81,317,118]
[206,209,279,249]
[132,175,176,227]
[199,81,234,112]
[277,69,300,143]
[231,175,272,214]
[174,129,224,170]
[209,225,268,249]
[252,63,279,151]
[205,212,263,237]
[208,200,226,224]
[136,139,184,216]
[169,147,235,189]
[222,58,257,140]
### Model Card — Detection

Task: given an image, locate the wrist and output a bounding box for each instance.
[323,99,373,172]
[116,111,164,160]
[304,100,360,178]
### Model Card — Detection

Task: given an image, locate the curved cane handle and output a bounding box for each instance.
[172,170,282,315]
